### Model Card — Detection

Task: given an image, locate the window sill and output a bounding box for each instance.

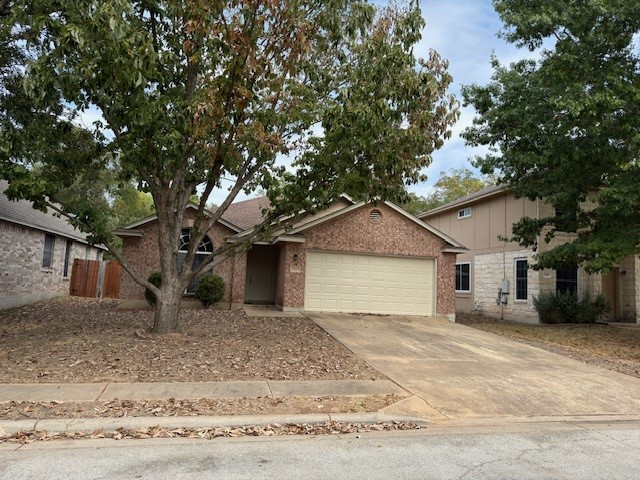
[41,268,53,273]
[455,291,471,295]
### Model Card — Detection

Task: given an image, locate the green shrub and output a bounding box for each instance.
[144,271,162,306]
[533,291,610,324]
[195,274,225,307]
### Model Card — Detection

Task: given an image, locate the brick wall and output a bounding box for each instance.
[280,203,456,315]
[0,219,101,300]
[119,215,238,302]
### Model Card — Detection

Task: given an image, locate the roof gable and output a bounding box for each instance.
[116,203,243,233]
[231,198,466,250]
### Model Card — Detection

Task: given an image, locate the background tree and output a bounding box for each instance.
[400,167,495,215]
[463,0,640,272]
[111,182,155,227]
[1,0,458,333]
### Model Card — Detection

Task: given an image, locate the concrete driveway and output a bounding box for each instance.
[306,313,640,422]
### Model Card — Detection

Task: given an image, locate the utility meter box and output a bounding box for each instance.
[501,278,510,294]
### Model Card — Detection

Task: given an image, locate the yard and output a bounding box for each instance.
[0,297,382,384]
[0,297,399,420]
[458,314,640,378]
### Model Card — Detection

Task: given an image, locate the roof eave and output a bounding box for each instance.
[419,187,506,219]
[442,247,469,254]
[113,228,144,237]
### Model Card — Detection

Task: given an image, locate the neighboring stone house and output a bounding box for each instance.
[420,186,640,323]
[115,196,466,320]
[0,180,105,309]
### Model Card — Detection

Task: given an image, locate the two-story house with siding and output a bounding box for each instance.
[420,185,640,323]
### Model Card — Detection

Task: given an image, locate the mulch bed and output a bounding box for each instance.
[0,297,383,383]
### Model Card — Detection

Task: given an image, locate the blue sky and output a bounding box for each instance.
[411,0,522,196]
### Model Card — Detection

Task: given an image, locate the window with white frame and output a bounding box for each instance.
[42,234,55,268]
[178,228,214,293]
[458,207,472,219]
[515,259,528,300]
[455,263,471,292]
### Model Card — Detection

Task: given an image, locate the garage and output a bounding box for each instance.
[304,251,435,316]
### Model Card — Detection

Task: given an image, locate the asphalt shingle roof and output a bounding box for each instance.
[0,180,93,244]
[219,196,270,231]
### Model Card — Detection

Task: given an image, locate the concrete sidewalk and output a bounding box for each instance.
[0,379,405,403]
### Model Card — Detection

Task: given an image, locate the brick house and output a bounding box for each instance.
[420,186,640,323]
[0,180,105,309]
[115,196,466,319]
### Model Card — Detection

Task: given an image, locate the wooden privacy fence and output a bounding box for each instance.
[70,259,121,299]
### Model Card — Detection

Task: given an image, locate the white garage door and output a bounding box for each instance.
[305,251,435,316]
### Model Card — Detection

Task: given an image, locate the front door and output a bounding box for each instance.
[602,268,619,320]
[245,246,277,304]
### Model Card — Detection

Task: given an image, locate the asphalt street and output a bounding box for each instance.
[2,422,640,479]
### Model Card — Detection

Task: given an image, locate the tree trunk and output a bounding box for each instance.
[152,278,183,333]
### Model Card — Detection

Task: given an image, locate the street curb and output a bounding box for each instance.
[0,413,430,435]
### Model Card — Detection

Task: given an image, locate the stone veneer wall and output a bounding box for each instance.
[473,249,540,322]
[279,203,457,316]
[0,219,101,305]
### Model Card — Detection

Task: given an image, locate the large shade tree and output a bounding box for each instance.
[463,0,640,273]
[1,0,458,333]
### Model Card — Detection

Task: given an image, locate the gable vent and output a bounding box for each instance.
[369,209,382,223]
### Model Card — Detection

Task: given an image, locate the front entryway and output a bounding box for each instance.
[245,245,278,304]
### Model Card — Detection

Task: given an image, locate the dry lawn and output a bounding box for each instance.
[458,314,640,378]
[0,296,383,383]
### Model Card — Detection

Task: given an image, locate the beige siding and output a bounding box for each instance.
[425,192,534,253]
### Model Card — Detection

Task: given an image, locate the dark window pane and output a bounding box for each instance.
[515,260,528,300]
[63,240,72,277]
[456,264,470,292]
[556,268,578,294]
[42,234,55,268]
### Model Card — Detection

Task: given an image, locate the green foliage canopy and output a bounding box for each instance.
[0,0,459,332]
[462,0,640,273]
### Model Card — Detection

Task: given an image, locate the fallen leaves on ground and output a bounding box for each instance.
[1,420,418,444]
[0,297,383,383]
[458,314,640,378]
[0,395,404,420]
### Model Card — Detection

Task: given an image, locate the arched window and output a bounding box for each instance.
[178,228,213,293]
